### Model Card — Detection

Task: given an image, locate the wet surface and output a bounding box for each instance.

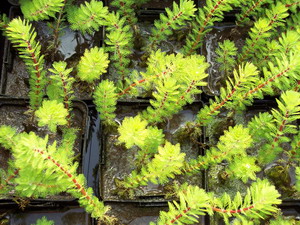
[202,24,249,96]
[100,102,203,201]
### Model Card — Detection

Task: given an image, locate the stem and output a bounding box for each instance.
[169,207,191,224]
[187,0,225,55]
[115,43,126,81]
[183,151,228,174]
[25,40,43,109]
[212,205,254,213]
[293,80,300,92]
[57,72,71,127]
[285,2,300,7]
[176,80,196,104]
[150,11,183,50]
[271,111,289,148]
[0,169,19,190]
[119,1,135,27]
[33,149,97,208]
[52,0,67,56]
[30,5,50,18]
[238,13,279,64]
[243,67,290,99]
[236,0,266,26]
[203,81,241,120]
[117,68,172,96]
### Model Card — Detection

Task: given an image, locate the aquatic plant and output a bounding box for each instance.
[153,179,281,225]
[0,126,114,223]
[183,0,241,55]
[20,0,65,21]
[32,216,54,225]
[35,99,68,132]
[67,0,109,34]
[77,47,109,83]
[5,18,46,110]
[248,90,300,164]
[215,40,237,77]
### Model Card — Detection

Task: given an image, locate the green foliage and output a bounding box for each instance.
[32,216,54,225]
[105,12,133,81]
[183,0,241,55]
[0,125,17,150]
[0,127,113,221]
[4,18,46,109]
[118,115,148,149]
[67,0,109,34]
[152,185,210,225]
[226,156,261,183]
[289,130,300,161]
[118,115,164,150]
[93,80,118,125]
[118,115,164,165]
[153,179,281,225]
[232,51,300,110]
[47,61,74,119]
[20,0,65,21]
[147,0,196,52]
[110,0,138,26]
[77,47,109,83]
[236,0,273,26]
[141,52,208,123]
[35,100,68,132]
[269,216,298,225]
[0,14,9,30]
[196,63,259,125]
[216,40,237,76]
[238,2,289,63]
[211,179,281,223]
[123,142,185,189]
[184,125,253,174]
[248,91,300,164]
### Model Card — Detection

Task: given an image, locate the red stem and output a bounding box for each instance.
[117,69,171,96]
[169,207,191,224]
[244,67,290,99]
[271,111,289,148]
[0,168,19,189]
[286,2,300,7]
[34,149,96,207]
[188,0,225,55]
[237,0,265,25]
[176,80,196,104]
[212,205,254,213]
[151,11,183,49]
[58,73,71,127]
[25,40,42,109]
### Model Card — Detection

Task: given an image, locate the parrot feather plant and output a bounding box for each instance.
[1,0,300,224]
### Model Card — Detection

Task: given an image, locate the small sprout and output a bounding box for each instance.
[35,100,68,132]
[32,216,54,225]
[77,47,109,83]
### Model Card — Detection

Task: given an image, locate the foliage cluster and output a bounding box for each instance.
[1,0,300,224]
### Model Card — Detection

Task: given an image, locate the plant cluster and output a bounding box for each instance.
[0,0,300,224]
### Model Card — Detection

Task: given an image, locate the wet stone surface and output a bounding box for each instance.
[201,24,249,96]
